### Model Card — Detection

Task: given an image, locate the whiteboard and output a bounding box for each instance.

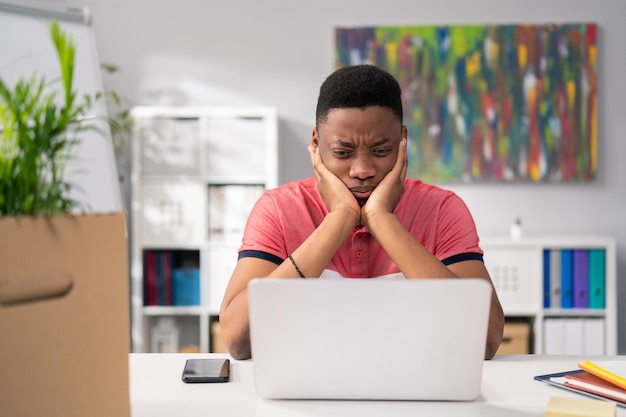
[0,1,122,213]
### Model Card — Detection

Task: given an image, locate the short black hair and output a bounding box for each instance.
[315,64,403,125]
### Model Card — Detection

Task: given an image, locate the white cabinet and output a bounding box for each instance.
[481,235,617,354]
[130,106,278,353]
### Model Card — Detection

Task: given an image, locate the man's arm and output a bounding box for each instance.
[363,210,504,359]
[219,208,358,360]
[448,260,505,359]
[219,257,275,360]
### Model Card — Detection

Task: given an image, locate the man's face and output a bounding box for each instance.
[312,106,406,206]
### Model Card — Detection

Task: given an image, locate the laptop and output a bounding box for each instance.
[247,278,492,401]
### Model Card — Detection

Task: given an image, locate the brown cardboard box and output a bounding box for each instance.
[497,322,531,354]
[211,321,229,353]
[0,213,130,417]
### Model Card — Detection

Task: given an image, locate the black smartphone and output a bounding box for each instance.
[181,358,230,383]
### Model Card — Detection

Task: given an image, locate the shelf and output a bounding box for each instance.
[143,306,219,316]
[482,235,616,248]
[542,308,606,317]
[130,105,278,353]
[138,175,269,184]
[482,235,616,355]
[500,308,541,317]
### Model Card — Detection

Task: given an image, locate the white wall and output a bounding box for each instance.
[64,0,625,351]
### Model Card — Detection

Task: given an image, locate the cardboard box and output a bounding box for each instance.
[211,321,229,353]
[0,213,130,417]
[497,322,531,354]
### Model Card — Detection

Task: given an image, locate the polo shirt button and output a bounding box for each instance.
[356,250,364,258]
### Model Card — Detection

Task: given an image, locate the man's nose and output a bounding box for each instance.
[349,156,376,180]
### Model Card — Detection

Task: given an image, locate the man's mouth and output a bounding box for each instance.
[351,190,372,200]
[350,186,375,202]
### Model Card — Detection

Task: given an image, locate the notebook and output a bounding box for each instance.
[247,277,492,400]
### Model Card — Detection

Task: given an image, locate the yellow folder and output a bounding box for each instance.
[579,360,626,391]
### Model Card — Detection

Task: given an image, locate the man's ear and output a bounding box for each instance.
[311,127,319,148]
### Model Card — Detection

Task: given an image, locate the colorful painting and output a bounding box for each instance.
[335,24,598,183]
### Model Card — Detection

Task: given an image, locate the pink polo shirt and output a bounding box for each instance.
[239,177,483,279]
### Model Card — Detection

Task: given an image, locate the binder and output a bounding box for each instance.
[563,318,584,355]
[172,268,201,306]
[560,249,573,308]
[155,251,163,305]
[162,251,173,306]
[579,361,626,391]
[535,369,626,409]
[544,318,565,354]
[543,249,551,308]
[573,249,589,308]
[143,251,158,306]
[564,371,626,403]
[588,249,606,309]
[550,249,562,308]
[583,318,605,355]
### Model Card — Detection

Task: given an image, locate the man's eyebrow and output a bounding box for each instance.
[333,138,392,147]
[372,138,392,147]
[333,139,355,147]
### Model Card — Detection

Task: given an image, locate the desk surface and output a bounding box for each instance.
[130,353,626,417]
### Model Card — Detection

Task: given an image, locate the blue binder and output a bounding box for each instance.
[543,249,551,308]
[560,249,573,308]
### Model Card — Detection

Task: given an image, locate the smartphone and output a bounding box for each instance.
[181,358,230,383]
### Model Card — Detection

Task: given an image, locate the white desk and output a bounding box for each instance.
[130,353,626,417]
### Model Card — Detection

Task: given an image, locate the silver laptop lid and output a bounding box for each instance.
[248,278,491,400]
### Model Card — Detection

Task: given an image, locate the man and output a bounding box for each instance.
[220,64,504,360]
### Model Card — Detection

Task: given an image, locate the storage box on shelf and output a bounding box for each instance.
[130,106,278,353]
[481,235,616,355]
[496,320,531,355]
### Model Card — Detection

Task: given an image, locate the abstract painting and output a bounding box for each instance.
[335,24,598,183]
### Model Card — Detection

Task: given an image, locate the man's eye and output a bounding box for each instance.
[374,148,392,156]
[333,150,350,158]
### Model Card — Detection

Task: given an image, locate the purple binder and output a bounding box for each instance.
[573,249,589,308]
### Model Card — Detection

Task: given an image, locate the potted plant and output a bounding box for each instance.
[0,21,131,417]
[0,21,89,215]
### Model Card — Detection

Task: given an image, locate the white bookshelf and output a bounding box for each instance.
[130,106,278,353]
[481,235,617,355]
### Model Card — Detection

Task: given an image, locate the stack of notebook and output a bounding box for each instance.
[535,360,626,407]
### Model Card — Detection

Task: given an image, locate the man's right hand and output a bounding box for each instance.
[308,144,360,226]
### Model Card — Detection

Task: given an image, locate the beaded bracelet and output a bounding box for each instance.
[288,254,306,279]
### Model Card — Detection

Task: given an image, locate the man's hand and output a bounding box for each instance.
[308,144,360,225]
[361,138,407,226]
